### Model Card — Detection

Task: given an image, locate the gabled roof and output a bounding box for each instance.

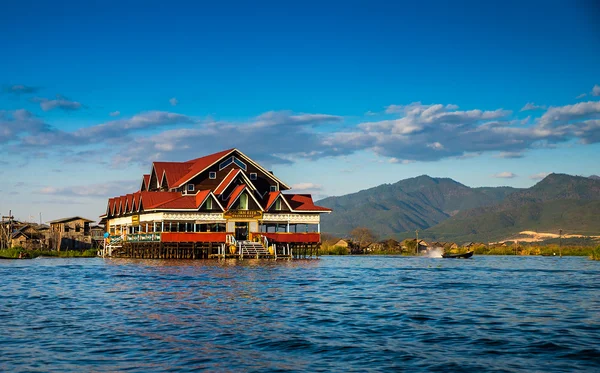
[283,194,332,212]
[11,225,31,239]
[141,174,150,191]
[225,184,265,211]
[214,169,242,195]
[48,216,94,224]
[172,149,235,188]
[195,190,211,207]
[263,191,293,211]
[195,190,225,211]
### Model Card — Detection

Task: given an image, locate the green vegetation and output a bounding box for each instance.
[320,245,349,255]
[590,247,600,261]
[320,173,600,243]
[443,243,597,257]
[318,175,518,238]
[0,247,97,259]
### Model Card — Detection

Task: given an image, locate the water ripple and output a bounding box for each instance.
[1,256,599,372]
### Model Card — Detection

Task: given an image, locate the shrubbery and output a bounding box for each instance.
[0,247,97,258]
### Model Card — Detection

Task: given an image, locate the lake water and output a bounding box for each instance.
[1,256,599,372]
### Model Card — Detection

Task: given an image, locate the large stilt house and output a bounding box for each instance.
[100,148,331,259]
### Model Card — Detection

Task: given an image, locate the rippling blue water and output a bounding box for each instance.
[1,256,599,372]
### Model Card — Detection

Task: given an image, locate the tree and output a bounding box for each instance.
[350,227,378,254]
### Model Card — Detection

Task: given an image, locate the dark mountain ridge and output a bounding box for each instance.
[422,173,600,242]
[318,175,519,238]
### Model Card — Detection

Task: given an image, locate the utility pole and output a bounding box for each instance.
[1,210,15,249]
[415,229,419,255]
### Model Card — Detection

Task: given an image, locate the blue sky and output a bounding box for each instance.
[1,0,599,222]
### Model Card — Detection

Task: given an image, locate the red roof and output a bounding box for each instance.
[125,194,134,212]
[226,184,247,210]
[173,148,235,188]
[284,194,331,212]
[214,168,242,195]
[154,195,197,209]
[195,190,211,208]
[140,191,181,209]
[141,174,150,191]
[105,149,330,217]
[263,191,281,210]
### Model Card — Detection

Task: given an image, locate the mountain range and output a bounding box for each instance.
[318,174,600,243]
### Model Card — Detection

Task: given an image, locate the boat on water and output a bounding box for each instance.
[442,251,474,259]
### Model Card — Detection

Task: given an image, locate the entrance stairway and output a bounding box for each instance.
[239,240,271,258]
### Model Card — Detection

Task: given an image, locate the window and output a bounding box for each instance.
[234,157,247,171]
[209,172,216,179]
[187,184,195,192]
[270,185,278,192]
[239,193,248,210]
[206,197,213,210]
[219,157,233,170]
[219,156,247,171]
[275,198,282,211]
[249,173,257,180]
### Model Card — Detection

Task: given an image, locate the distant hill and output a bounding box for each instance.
[422,174,600,243]
[589,175,600,181]
[318,175,518,238]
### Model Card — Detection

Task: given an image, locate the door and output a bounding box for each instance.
[235,222,249,241]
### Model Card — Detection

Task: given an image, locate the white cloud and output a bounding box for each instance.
[427,142,444,150]
[169,97,179,106]
[6,94,600,169]
[538,101,600,127]
[39,180,138,198]
[291,183,323,192]
[520,102,547,112]
[530,172,550,180]
[34,96,82,111]
[593,84,600,97]
[576,93,587,99]
[109,111,120,117]
[3,84,39,95]
[495,151,524,159]
[493,172,517,179]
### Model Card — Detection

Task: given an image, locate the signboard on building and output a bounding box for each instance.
[223,210,263,220]
[131,214,140,226]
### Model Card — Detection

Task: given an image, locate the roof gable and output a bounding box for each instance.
[141,174,150,191]
[47,216,94,224]
[214,169,242,195]
[173,149,236,188]
[196,190,224,211]
[264,191,293,211]
[225,184,264,211]
[232,149,291,190]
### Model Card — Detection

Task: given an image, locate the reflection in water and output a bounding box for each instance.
[1,256,599,372]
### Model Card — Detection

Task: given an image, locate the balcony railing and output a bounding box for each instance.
[125,233,162,242]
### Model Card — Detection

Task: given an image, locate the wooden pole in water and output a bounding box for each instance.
[415,230,419,255]
[559,229,563,258]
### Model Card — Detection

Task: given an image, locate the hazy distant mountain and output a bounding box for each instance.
[318,175,518,238]
[422,173,600,242]
[589,175,600,181]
